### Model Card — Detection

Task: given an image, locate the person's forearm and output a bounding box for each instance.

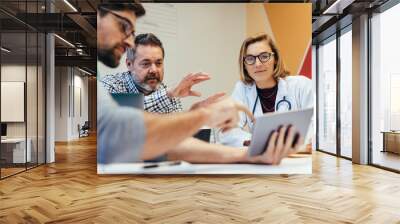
[141,109,209,160]
[166,138,249,163]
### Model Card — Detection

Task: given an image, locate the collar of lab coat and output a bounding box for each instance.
[245,78,288,117]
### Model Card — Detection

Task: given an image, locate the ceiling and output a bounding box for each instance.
[0,0,99,75]
[312,0,390,43]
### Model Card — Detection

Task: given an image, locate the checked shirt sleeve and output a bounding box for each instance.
[100,74,131,94]
[144,85,183,114]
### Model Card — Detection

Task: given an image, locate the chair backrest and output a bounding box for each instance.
[82,121,90,129]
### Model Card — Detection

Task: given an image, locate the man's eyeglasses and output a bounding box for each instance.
[100,7,135,39]
[243,52,275,65]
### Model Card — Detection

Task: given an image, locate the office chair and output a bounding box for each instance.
[78,121,90,138]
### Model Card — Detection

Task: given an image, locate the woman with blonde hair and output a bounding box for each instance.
[220,33,313,147]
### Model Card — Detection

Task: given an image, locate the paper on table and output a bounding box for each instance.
[98,161,195,174]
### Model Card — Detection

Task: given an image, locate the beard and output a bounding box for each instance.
[98,47,120,68]
[131,72,161,95]
[143,73,161,86]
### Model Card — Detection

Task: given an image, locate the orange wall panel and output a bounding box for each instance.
[246,4,274,41]
[263,4,311,75]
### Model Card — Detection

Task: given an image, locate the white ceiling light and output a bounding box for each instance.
[76,48,84,55]
[63,0,78,12]
[323,0,355,15]
[78,67,92,76]
[1,47,11,53]
[54,34,75,48]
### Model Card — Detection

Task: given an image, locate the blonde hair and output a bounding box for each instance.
[238,33,289,84]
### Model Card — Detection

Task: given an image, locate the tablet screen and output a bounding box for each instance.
[248,108,313,157]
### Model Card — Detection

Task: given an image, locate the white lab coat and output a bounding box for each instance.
[219,75,314,147]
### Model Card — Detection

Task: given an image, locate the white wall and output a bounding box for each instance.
[174,3,246,109]
[72,73,89,137]
[98,3,246,109]
[55,66,68,141]
[1,65,29,138]
[55,67,89,141]
[1,65,26,82]
[1,66,25,127]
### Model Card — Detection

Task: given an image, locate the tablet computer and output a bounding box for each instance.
[248,108,313,157]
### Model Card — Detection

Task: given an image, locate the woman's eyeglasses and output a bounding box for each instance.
[100,7,135,40]
[244,52,274,65]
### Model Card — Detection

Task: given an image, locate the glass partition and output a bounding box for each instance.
[339,28,352,158]
[317,35,337,155]
[1,30,28,178]
[0,0,46,179]
[371,3,400,171]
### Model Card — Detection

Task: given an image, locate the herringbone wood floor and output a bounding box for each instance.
[1,135,400,224]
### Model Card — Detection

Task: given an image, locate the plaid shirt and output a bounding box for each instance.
[101,71,183,114]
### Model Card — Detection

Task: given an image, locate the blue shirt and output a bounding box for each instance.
[97,85,146,164]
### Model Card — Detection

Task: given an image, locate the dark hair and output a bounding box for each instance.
[126,33,165,61]
[98,1,145,18]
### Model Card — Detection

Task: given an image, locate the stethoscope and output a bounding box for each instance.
[251,95,292,114]
[245,95,292,128]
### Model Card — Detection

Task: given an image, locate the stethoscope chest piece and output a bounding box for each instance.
[276,96,291,111]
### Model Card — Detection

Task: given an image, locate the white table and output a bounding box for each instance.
[98,156,312,175]
[1,138,31,163]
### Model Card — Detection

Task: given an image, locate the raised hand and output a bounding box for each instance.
[189,92,226,111]
[167,72,210,98]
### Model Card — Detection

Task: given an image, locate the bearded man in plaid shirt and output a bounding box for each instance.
[101,33,222,113]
